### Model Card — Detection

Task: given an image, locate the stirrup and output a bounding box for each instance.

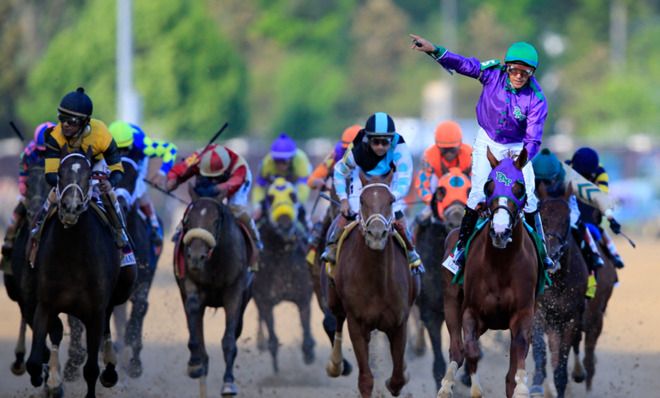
[320,245,337,264]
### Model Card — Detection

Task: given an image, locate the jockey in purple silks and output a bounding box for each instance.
[410,33,556,272]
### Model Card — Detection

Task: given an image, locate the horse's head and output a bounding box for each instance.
[537,183,572,266]
[25,165,50,219]
[56,146,93,227]
[265,177,299,237]
[358,171,395,251]
[182,198,222,274]
[484,146,528,248]
[432,168,471,229]
[114,158,139,216]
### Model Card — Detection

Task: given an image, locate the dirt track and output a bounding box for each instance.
[0,236,658,397]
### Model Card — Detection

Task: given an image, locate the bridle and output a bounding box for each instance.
[540,198,571,260]
[358,182,394,233]
[56,153,93,211]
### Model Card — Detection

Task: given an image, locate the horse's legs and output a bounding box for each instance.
[531,313,547,396]
[182,286,208,379]
[258,302,280,373]
[347,315,374,398]
[64,315,86,382]
[437,275,464,398]
[423,310,447,391]
[297,299,316,365]
[220,287,246,396]
[583,308,604,391]
[552,320,578,398]
[462,308,484,398]
[385,322,409,396]
[45,315,64,396]
[571,327,586,383]
[26,304,49,387]
[508,309,534,398]
[82,313,104,398]
[100,305,119,388]
[112,303,127,352]
[125,271,154,378]
[256,312,267,351]
[410,304,427,356]
[10,317,27,375]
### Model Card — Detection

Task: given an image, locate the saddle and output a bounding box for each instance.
[450,218,552,296]
[325,220,408,279]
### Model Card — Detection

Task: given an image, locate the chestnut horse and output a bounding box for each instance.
[325,171,419,398]
[438,147,538,398]
[530,187,588,398]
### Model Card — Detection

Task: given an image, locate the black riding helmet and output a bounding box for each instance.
[58,87,93,118]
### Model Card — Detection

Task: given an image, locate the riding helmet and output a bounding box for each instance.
[200,145,232,177]
[571,147,600,178]
[270,133,297,160]
[33,121,55,151]
[109,121,136,148]
[364,112,396,137]
[504,42,539,69]
[434,120,462,148]
[58,87,93,118]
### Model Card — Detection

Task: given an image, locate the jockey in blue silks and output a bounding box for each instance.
[321,112,423,272]
[410,33,555,271]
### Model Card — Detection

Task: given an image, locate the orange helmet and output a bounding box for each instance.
[434,121,462,148]
[199,145,231,177]
[341,125,361,147]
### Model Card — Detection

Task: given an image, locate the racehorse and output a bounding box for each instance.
[530,186,588,398]
[253,177,315,372]
[4,164,49,376]
[438,147,539,398]
[175,194,252,396]
[26,148,135,398]
[570,233,618,391]
[413,185,466,390]
[113,156,162,377]
[325,171,419,398]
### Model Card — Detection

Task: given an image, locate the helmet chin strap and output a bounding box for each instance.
[64,120,90,149]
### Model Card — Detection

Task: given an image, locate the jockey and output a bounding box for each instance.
[566,147,625,268]
[415,120,472,225]
[1,121,54,262]
[31,87,135,266]
[252,133,312,227]
[165,143,263,254]
[109,120,178,247]
[321,112,423,270]
[305,124,361,264]
[410,34,555,271]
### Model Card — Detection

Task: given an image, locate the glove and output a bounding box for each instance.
[609,218,621,234]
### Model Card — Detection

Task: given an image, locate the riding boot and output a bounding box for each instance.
[1,202,26,259]
[581,223,605,270]
[392,218,424,273]
[231,205,264,251]
[320,215,349,264]
[306,220,325,265]
[601,230,625,269]
[139,201,163,247]
[103,192,137,267]
[28,189,56,267]
[526,211,557,272]
[444,206,479,270]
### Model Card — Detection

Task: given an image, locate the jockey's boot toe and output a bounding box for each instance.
[613,254,625,269]
[320,244,337,264]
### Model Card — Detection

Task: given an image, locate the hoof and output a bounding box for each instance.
[27,362,43,387]
[325,359,343,378]
[341,359,353,376]
[100,363,118,388]
[437,380,455,398]
[460,369,471,387]
[63,360,80,382]
[529,385,543,398]
[513,382,530,398]
[126,357,143,378]
[221,382,238,396]
[10,360,26,376]
[385,377,404,397]
[303,348,315,365]
[46,384,64,398]
[572,370,585,383]
[187,362,206,379]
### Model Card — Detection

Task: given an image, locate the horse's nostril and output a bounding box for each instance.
[380,230,387,239]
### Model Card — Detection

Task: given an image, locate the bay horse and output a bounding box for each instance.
[530,186,588,398]
[413,184,467,390]
[175,194,252,396]
[26,148,135,398]
[325,171,419,398]
[438,147,538,398]
[253,177,315,372]
[113,156,162,377]
[570,231,618,391]
[4,164,49,375]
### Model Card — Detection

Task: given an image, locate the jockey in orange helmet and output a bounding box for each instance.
[166,144,263,255]
[305,125,361,264]
[415,121,472,225]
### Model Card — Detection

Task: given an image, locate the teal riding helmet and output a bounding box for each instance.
[504,42,539,69]
[532,148,564,182]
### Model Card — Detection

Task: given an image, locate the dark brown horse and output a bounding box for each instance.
[26,150,136,398]
[4,164,50,376]
[175,195,252,396]
[253,177,315,372]
[438,147,538,398]
[413,187,466,390]
[530,187,588,398]
[325,171,419,398]
[570,236,618,391]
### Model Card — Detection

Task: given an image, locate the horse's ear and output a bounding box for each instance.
[486,146,499,168]
[359,170,368,186]
[384,170,394,185]
[515,147,529,170]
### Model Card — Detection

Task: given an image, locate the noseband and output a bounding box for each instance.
[359,182,394,233]
[56,153,93,210]
[541,198,571,258]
